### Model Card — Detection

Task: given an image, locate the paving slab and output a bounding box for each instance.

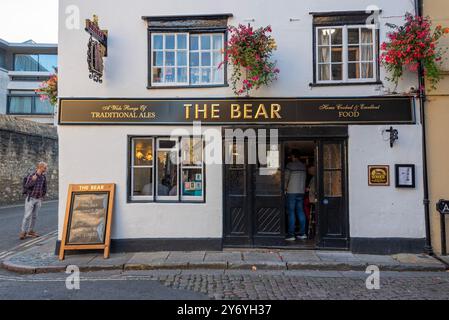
[126,252,169,265]
[204,251,242,263]
[242,251,282,263]
[86,253,134,270]
[316,251,361,262]
[354,254,400,265]
[279,250,320,262]
[393,253,442,265]
[166,251,206,263]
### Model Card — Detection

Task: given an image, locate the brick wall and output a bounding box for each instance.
[0,115,58,205]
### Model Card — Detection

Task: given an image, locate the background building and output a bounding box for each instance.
[0,38,57,124]
[423,0,449,255]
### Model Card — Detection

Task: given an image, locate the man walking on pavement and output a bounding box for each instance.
[20,162,48,240]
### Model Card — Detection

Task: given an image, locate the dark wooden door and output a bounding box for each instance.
[316,140,349,249]
[223,139,284,246]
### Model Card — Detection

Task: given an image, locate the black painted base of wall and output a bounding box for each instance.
[350,237,426,255]
[55,238,223,255]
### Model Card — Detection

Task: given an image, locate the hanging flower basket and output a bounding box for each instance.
[36,69,58,106]
[221,24,280,96]
[380,13,449,91]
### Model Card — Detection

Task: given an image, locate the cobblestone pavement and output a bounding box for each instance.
[148,270,449,300]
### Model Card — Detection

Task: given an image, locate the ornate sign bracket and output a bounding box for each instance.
[85,15,108,83]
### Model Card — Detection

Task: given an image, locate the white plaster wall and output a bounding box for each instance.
[57,125,223,240]
[348,124,426,239]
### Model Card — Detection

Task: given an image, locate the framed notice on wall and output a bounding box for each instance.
[368,165,390,186]
[59,183,115,260]
[395,164,415,188]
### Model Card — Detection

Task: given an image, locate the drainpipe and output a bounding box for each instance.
[415,0,433,255]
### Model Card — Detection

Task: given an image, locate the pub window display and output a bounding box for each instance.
[151,33,224,86]
[129,136,205,202]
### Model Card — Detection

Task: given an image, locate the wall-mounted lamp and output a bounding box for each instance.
[385,126,399,148]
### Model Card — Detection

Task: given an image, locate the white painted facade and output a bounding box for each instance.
[58,0,426,251]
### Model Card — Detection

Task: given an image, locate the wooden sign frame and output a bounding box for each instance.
[59,183,115,260]
[368,165,390,186]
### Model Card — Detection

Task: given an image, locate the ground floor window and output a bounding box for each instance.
[129,136,204,203]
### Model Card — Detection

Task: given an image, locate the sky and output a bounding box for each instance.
[0,0,58,43]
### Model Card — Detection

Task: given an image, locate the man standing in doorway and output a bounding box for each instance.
[284,150,307,241]
[19,162,48,240]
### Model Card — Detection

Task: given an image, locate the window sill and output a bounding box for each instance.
[7,113,54,116]
[147,83,229,90]
[309,81,382,88]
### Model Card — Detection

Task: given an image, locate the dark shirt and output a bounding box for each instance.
[25,172,47,199]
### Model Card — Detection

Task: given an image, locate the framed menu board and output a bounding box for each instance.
[59,183,115,260]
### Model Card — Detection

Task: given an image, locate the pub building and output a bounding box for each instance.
[57,0,426,254]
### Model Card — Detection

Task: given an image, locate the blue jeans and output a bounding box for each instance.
[286,193,306,237]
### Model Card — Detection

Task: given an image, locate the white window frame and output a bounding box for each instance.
[156,138,180,201]
[315,25,377,84]
[151,32,224,87]
[180,137,205,202]
[130,137,154,202]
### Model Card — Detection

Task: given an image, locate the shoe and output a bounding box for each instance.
[27,231,40,238]
[19,232,26,240]
[297,234,308,240]
[285,236,296,241]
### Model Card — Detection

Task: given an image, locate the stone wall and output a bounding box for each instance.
[0,115,58,205]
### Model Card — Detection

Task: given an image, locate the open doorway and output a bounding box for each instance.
[283,141,317,249]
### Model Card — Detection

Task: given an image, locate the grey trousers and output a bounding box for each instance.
[21,197,42,233]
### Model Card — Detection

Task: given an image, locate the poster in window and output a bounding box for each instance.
[59,183,115,260]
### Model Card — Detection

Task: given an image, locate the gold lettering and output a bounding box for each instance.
[184,104,192,120]
[255,104,269,119]
[243,104,253,119]
[195,104,208,119]
[211,104,220,119]
[271,104,281,119]
[231,104,241,119]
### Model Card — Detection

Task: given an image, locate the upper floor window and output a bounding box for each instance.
[312,11,380,85]
[14,54,57,72]
[143,14,232,88]
[8,92,53,115]
[151,33,224,87]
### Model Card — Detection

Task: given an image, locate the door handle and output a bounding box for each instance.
[322,198,329,205]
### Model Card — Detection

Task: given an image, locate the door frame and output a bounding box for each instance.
[222,126,349,249]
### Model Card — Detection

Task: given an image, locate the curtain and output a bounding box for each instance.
[360,29,373,78]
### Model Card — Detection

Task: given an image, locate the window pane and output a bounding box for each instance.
[331,28,342,45]
[361,45,373,61]
[201,68,211,83]
[181,137,202,166]
[331,47,342,63]
[212,68,224,83]
[361,28,373,44]
[213,35,223,50]
[348,46,360,62]
[318,47,330,63]
[133,139,154,166]
[190,35,199,50]
[165,51,175,66]
[200,35,211,49]
[153,67,163,83]
[14,54,38,71]
[8,96,32,113]
[348,63,360,79]
[201,52,211,66]
[323,144,342,169]
[331,64,342,80]
[348,29,360,44]
[177,34,187,49]
[35,97,53,114]
[157,150,178,197]
[165,67,175,82]
[324,171,342,197]
[165,35,175,49]
[190,52,199,66]
[190,67,199,84]
[182,169,203,197]
[318,64,330,81]
[177,67,187,83]
[318,29,330,45]
[153,51,163,66]
[38,54,57,72]
[153,35,163,49]
[177,51,187,66]
[213,52,222,67]
[133,168,153,196]
[361,62,374,78]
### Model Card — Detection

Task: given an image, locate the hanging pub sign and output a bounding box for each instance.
[59,183,115,260]
[85,15,108,83]
[58,96,415,125]
[368,165,390,186]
